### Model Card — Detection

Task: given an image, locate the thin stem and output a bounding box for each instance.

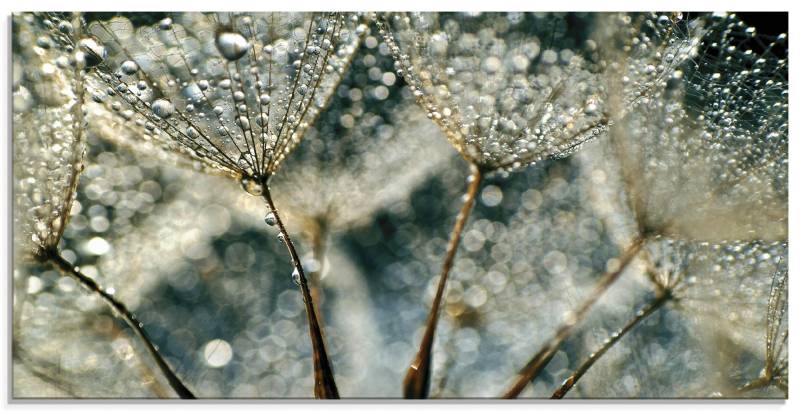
[551,290,671,399]
[501,235,645,399]
[306,217,330,329]
[261,187,339,399]
[42,249,196,399]
[403,163,483,399]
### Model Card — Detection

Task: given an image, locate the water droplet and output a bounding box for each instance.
[264,212,277,226]
[216,30,250,61]
[151,99,175,119]
[291,268,301,285]
[240,176,264,196]
[121,60,139,75]
[58,20,73,34]
[36,36,53,49]
[78,37,106,67]
[237,154,250,169]
[159,17,173,30]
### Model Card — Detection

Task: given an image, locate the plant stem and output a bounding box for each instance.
[501,235,645,399]
[43,249,196,399]
[403,163,483,399]
[308,217,329,329]
[261,187,339,399]
[551,290,671,399]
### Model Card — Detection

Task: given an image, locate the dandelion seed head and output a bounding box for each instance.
[377,12,627,172]
[13,13,88,255]
[85,12,365,186]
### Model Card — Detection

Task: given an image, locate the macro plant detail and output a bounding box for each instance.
[12,13,195,399]
[11,11,788,400]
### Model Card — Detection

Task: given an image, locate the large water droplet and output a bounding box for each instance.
[159,17,173,30]
[78,37,106,67]
[216,30,250,61]
[264,212,277,226]
[240,176,264,196]
[291,268,301,285]
[151,99,175,119]
[121,60,139,75]
[58,20,74,34]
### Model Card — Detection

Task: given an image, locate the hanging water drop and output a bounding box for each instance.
[292,268,301,285]
[216,30,250,61]
[240,176,264,196]
[264,212,277,226]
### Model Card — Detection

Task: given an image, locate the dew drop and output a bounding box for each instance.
[121,60,139,75]
[264,212,277,226]
[36,36,53,49]
[216,30,250,61]
[237,154,250,169]
[291,268,301,285]
[58,20,74,34]
[159,17,173,30]
[78,37,106,67]
[240,176,264,196]
[151,99,175,119]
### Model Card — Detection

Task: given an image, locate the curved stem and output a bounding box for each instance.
[502,235,645,399]
[403,163,483,399]
[43,249,195,399]
[551,290,671,399]
[261,187,339,399]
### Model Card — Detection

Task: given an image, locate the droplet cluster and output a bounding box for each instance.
[84,12,365,182]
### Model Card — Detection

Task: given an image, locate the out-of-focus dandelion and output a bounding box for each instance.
[376,12,625,398]
[504,12,787,398]
[737,268,788,396]
[12,12,195,399]
[83,12,365,398]
[540,12,789,399]
[273,92,453,324]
